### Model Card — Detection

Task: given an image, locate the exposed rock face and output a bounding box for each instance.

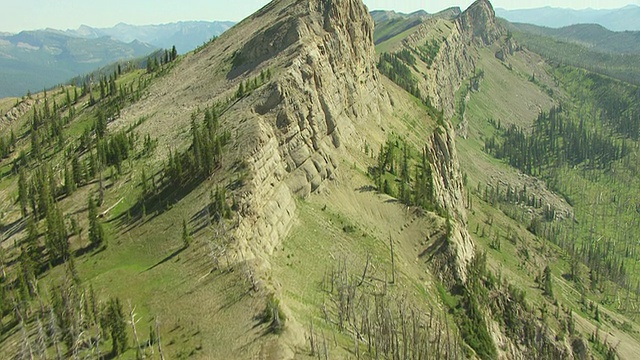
[421,22,476,118]
[234,0,390,265]
[426,123,474,282]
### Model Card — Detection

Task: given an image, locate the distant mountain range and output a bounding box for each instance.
[507,22,640,55]
[496,5,640,31]
[0,30,155,98]
[61,21,235,54]
[0,21,235,98]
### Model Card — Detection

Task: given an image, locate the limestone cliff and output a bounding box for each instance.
[232,0,391,267]
[231,0,482,291]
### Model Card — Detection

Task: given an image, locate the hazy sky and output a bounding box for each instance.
[1,0,638,33]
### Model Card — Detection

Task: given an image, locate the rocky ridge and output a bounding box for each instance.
[403,0,504,117]
[1,98,36,132]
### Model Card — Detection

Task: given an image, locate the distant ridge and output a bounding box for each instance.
[507,22,640,55]
[63,21,235,54]
[496,5,640,31]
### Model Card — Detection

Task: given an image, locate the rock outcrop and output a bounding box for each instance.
[1,99,35,131]
[426,123,475,282]
[421,21,476,118]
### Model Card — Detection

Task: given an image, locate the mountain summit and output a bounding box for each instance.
[459,0,502,44]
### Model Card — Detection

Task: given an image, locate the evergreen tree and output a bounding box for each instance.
[24,216,40,273]
[106,297,128,356]
[18,168,28,217]
[88,196,105,248]
[543,265,553,297]
[45,205,69,264]
[71,154,83,186]
[64,163,76,196]
[171,45,178,61]
[95,109,107,139]
[182,218,191,248]
[236,81,245,98]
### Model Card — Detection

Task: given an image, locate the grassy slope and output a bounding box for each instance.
[374,7,640,355]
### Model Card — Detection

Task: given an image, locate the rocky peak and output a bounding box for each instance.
[457,0,503,44]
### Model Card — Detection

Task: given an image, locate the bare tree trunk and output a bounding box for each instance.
[358,253,371,287]
[156,318,165,360]
[309,321,316,356]
[48,303,63,360]
[389,234,395,284]
[323,332,329,360]
[128,300,144,359]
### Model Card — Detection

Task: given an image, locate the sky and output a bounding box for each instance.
[1,0,639,33]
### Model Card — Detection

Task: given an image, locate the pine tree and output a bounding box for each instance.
[64,163,76,196]
[182,218,191,248]
[543,265,553,297]
[106,297,128,356]
[171,45,178,61]
[23,216,40,272]
[71,154,83,186]
[88,196,105,248]
[18,168,28,217]
[236,81,245,98]
[45,205,69,264]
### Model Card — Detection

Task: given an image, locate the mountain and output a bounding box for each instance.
[2,0,640,359]
[65,21,236,54]
[506,22,640,55]
[496,5,640,31]
[0,30,156,97]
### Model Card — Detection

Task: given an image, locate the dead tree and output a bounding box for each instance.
[128,300,144,359]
